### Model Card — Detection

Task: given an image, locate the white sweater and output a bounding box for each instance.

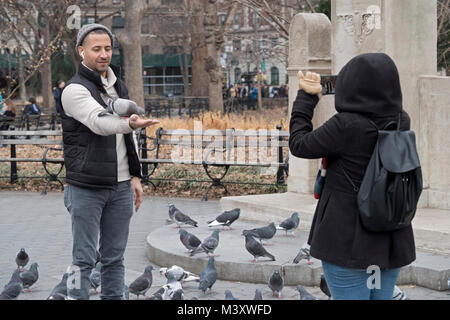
[61,64,136,182]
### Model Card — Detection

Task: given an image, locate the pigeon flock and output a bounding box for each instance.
[0,203,412,300]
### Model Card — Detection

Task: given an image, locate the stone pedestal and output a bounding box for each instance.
[418,76,450,210]
[287,13,333,194]
[331,0,437,133]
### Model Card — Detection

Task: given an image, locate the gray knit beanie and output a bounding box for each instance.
[75,23,114,53]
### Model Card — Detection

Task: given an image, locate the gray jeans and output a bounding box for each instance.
[64,181,133,300]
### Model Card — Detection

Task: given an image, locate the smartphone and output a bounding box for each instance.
[320,75,337,95]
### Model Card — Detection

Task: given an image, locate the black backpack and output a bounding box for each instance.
[340,114,423,232]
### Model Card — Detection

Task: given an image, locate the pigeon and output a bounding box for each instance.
[0,269,23,300]
[148,287,165,300]
[89,262,102,294]
[19,262,39,292]
[392,285,408,300]
[198,257,218,294]
[170,289,185,300]
[160,265,200,283]
[190,230,220,257]
[47,273,69,300]
[268,269,284,299]
[122,285,130,300]
[98,97,145,117]
[129,265,154,299]
[244,234,275,263]
[163,273,184,300]
[253,288,263,300]
[225,289,239,300]
[179,229,202,253]
[276,212,299,236]
[242,222,276,246]
[320,274,331,299]
[168,203,198,228]
[207,208,240,230]
[15,248,29,271]
[293,243,313,265]
[296,285,318,300]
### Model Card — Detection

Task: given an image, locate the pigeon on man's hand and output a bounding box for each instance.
[242,222,276,246]
[207,208,240,230]
[47,273,69,300]
[244,234,275,263]
[293,243,313,265]
[129,265,154,299]
[19,262,39,292]
[198,257,218,294]
[276,212,299,236]
[268,269,284,299]
[168,203,198,228]
[15,248,29,271]
[190,230,220,257]
[296,285,318,300]
[0,269,23,300]
[179,229,202,253]
[98,97,145,117]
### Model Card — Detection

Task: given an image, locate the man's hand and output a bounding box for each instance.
[298,71,322,97]
[130,176,143,212]
[128,114,160,130]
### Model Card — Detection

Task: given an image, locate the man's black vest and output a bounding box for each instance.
[61,62,141,189]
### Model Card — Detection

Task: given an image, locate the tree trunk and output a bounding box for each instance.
[41,21,52,112]
[189,0,209,97]
[204,0,223,112]
[17,47,27,102]
[116,0,146,108]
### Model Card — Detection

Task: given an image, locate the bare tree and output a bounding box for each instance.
[0,0,75,109]
[437,0,450,74]
[116,0,147,107]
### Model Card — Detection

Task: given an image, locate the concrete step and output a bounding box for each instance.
[146,211,450,291]
[220,192,450,256]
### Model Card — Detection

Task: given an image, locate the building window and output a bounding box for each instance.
[112,0,121,4]
[252,11,261,28]
[142,45,150,56]
[270,38,278,48]
[164,46,182,55]
[162,0,182,5]
[234,68,242,84]
[83,16,95,26]
[141,16,149,34]
[271,67,279,85]
[218,14,226,27]
[233,40,241,51]
[233,13,241,29]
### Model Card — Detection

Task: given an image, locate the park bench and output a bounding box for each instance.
[145,97,209,118]
[0,113,60,131]
[0,129,64,195]
[137,125,289,201]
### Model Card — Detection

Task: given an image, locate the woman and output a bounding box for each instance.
[289,53,415,300]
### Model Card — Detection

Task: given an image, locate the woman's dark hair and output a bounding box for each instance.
[29,97,36,104]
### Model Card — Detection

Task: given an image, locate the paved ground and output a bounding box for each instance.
[0,191,449,300]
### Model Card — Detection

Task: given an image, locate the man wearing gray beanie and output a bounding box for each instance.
[60,23,159,300]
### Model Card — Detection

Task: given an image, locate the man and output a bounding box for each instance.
[61,23,159,300]
[53,80,65,114]
[23,97,41,116]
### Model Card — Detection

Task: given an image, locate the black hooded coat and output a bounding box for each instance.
[289,53,415,269]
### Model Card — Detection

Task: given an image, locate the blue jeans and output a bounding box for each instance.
[64,181,134,300]
[322,261,400,300]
